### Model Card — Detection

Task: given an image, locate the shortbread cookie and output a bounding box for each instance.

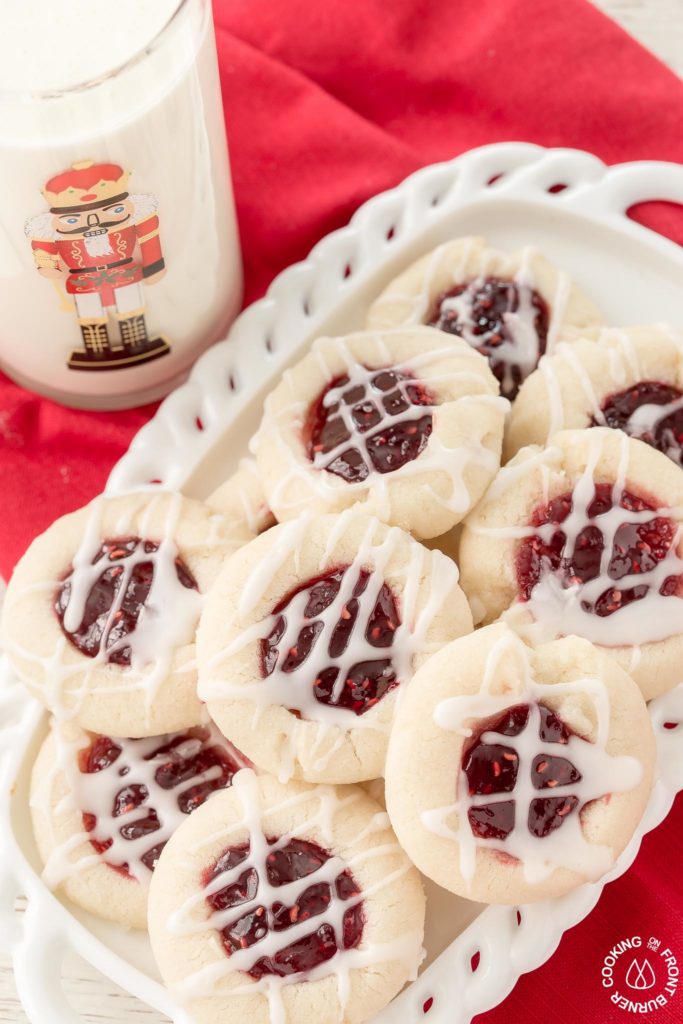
[148,770,425,1024]
[2,491,253,735]
[207,458,276,535]
[459,428,683,699]
[254,326,506,539]
[366,237,602,399]
[506,325,683,461]
[198,511,473,783]
[30,718,247,928]
[385,623,654,904]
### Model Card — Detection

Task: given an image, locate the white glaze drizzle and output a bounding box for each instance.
[533,328,683,463]
[625,395,683,462]
[4,493,231,718]
[472,430,683,648]
[370,240,571,391]
[538,354,566,438]
[64,493,203,663]
[422,630,643,886]
[437,281,538,395]
[535,333,636,440]
[166,770,422,1022]
[483,443,564,505]
[200,511,460,780]
[253,333,507,523]
[309,362,433,476]
[34,720,249,887]
[554,341,606,425]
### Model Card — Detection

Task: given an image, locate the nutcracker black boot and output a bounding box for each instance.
[119,313,149,352]
[68,320,116,369]
[117,313,171,364]
[68,315,170,371]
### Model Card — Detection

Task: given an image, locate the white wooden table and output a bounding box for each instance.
[1,2,681,1021]
[595,0,683,74]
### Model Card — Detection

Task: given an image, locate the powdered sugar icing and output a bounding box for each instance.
[473,430,683,648]
[33,720,248,888]
[165,770,423,1023]
[422,629,643,886]
[4,492,236,721]
[368,239,573,393]
[253,330,507,523]
[200,511,463,780]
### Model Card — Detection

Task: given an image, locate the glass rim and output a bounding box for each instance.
[0,0,192,103]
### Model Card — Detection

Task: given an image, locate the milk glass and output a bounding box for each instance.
[0,0,242,409]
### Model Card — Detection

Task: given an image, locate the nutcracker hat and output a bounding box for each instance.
[43,160,130,211]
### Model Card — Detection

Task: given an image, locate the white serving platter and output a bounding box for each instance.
[2,142,683,1024]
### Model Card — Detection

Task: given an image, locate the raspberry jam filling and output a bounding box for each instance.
[204,836,364,979]
[80,728,240,875]
[516,483,680,616]
[55,536,198,666]
[261,566,400,716]
[304,366,434,483]
[593,381,683,467]
[427,276,549,400]
[462,703,582,840]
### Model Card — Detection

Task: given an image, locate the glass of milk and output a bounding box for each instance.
[0,0,242,409]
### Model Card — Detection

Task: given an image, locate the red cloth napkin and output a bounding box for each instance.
[1,1,682,1020]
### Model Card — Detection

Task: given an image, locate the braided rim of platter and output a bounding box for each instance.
[0,142,679,1024]
[107,142,683,497]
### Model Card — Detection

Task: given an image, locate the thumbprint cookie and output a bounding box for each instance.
[2,491,253,735]
[254,326,506,539]
[148,770,425,1024]
[505,324,683,461]
[459,428,683,699]
[366,236,602,400]
[385,623,654,903]
[30,718,247,927]
[197,511,473,783]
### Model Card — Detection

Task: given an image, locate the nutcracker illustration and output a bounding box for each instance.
[24,160,171,371]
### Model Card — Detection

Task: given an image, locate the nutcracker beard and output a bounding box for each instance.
[83,232,115,259]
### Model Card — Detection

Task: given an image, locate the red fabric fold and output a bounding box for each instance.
[1,1,681,1019]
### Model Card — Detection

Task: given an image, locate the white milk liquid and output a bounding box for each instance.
[0,0,242,408]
